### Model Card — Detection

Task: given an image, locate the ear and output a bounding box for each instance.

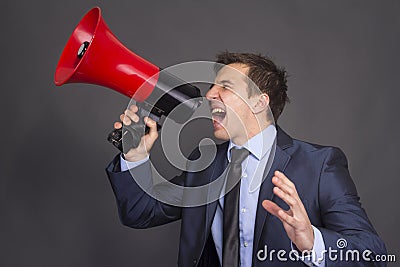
[252,93,270,114]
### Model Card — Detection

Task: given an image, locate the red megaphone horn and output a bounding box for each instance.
[54,7,202,152]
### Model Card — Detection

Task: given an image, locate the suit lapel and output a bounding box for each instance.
[253,126,292,256]
[205,143,229,234]
[185,143,229,265]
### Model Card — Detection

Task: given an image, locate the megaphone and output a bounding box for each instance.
[54,7,202,152]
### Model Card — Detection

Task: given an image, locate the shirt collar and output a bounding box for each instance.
[227,124,277,161]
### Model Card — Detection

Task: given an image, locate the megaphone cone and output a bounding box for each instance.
[54,7,202,152]
[54,7,160,101]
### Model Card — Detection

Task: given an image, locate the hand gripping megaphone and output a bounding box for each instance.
[54,7,202,153]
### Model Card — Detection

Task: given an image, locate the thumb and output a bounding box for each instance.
[144,117,158,141]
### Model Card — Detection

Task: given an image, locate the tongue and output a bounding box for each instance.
[212,112,226,123]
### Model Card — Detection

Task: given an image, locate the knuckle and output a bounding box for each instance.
[273,186,280,194]
[287,188,294,195]
[289,197,297,206]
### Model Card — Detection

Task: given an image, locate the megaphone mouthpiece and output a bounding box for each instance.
[77,42,90,58]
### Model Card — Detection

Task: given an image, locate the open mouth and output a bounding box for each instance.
[211,107,226,122]
[209,101,226,126]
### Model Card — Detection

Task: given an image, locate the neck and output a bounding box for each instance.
[231,120,272,146]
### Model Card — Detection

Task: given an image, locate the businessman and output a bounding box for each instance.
[106,52,386,266]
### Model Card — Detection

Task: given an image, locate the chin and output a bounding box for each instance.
[213,129,230,141]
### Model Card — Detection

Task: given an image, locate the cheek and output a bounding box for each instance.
[227,102,251,120]
[221,93,245,114]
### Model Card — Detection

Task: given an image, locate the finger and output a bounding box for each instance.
[262,200,295,227]
[275,171,295,188]
[272,176,295,196]
[124,109,139,123]
[120,113,131,125]
[277,208,295,227]
[114,122,122,129]
[144,117,158,139]
[274,171,300,200]
[262,199,281,217]
[129,105,139,112]
[273,186,298,209]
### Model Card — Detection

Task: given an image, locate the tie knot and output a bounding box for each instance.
[230,148,249,164]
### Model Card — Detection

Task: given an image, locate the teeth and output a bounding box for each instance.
[212,108,226,114]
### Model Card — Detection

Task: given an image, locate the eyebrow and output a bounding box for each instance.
[217,79,234,86]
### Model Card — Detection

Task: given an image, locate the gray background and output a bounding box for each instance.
[1,0,399,266]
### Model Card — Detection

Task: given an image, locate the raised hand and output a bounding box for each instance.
[262,171,314,252]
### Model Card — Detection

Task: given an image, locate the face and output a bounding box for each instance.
[206,63,264,145]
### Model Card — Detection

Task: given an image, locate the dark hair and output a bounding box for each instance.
[215,51,289,122]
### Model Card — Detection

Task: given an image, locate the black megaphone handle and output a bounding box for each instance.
[107,106,151,153]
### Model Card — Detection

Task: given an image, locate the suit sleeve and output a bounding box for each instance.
[317,147,387,266]
[106,154,184,229]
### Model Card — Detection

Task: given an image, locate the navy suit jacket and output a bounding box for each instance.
[106,127,386,266]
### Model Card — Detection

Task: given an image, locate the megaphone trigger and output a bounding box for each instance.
[107,104,159,153]
[107,125,146,154]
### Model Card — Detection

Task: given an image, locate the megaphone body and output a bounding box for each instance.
[54,7,202,152]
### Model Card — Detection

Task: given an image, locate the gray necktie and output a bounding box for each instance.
[222,148,249,267]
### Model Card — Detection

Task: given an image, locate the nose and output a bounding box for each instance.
[206,84,220,100]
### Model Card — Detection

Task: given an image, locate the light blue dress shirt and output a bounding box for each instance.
[120,125,326,266]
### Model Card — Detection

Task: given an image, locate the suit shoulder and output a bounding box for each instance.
[291,138,341,152]
[289,138,347,161]
[277,127,345,157]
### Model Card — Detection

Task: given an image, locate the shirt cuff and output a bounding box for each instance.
[120,154,150,172]
[290,225,325,266]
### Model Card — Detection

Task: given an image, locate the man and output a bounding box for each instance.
[106,52,386,266]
